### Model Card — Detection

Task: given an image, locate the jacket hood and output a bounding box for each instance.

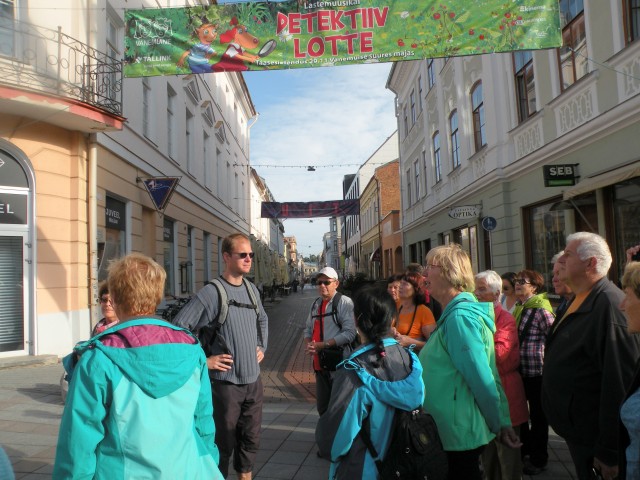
[84,319,202,399]
[346,340,425,410]
[441,292,495,333]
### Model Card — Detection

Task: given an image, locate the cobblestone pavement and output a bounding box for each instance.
[0,287,577,479]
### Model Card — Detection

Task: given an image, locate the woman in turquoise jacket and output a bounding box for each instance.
[420,244,520,480]
[53,253,223,480]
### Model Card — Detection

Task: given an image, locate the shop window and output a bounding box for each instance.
[614,177,640,277]
[98,196,126,281]
[453,225,479,273]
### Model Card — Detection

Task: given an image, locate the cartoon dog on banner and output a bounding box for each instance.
[212,17,262,72]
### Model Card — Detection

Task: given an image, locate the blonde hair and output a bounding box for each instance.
[622,262,640,300]
[426,244,475,293]
[107,253,166,316]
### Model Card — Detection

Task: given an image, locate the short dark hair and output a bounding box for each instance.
[222,233,250,255]
[516,269,545,293]
[501,271,517,289]
[402,272,426,305]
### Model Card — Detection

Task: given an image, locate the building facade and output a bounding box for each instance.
[387,0,640,289]
[0,0,267,357]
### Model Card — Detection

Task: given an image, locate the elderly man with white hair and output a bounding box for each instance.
[542,232,640,480]
[475,270,528,480]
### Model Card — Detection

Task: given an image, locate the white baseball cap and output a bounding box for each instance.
[317,267,338,280]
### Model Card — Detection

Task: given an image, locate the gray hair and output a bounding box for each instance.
[551,251,564,264]
[566,232,612,277]
[475,270,503,295]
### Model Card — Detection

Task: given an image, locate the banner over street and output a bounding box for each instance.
[124,0,561,78]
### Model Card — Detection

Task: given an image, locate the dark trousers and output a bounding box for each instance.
[521,375,549,467]
[315,369,332,416]
[212,377,263,478]
[566,441,596,480]
[446,446,485,480]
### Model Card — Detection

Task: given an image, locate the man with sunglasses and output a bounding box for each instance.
[173,233,268,480]
[304,267,356,417]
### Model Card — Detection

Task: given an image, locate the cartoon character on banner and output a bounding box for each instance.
[213,17,266,72]
[177,16,218,74]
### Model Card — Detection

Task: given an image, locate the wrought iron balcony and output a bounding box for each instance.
[0,19,122,117]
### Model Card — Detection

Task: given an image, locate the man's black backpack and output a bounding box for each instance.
[197,278,261,357]
[360,407,448,480]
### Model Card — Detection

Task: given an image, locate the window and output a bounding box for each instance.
[410,90,416,125]
[203,232,212,281]
[99,197,127,281]
[558,0,587,90]
[513,51,536,122]
[403,106,409,136]
[186,108,194,173]
[203,131,212,190]
[167,86,176,158]
[623,0,640,43]
[142,79,152,139]
[105,11,120,102]
[418,75,423,111]
[414,159,421,199]
[163,218,175,295]
[422,149,429,191]
[427,59,436,89]
[433,132,441,183]
[0,0,15,57]
[406,168,412,206]
[450,110,460,169]
[471,82,486,151]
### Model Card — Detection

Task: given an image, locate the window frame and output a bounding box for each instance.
[433,131,441,183]
[449,110,461,169]
[427,59,436,90]
[471,81,486,152]
[513,50,536,123]
[557,1,587,91]
[623,0,640,44]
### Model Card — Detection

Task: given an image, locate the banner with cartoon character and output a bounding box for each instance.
[124,0,561,78]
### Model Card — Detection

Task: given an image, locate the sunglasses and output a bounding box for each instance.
[514,279,531,285]
[100,297,112,304]
[233,252,255,259]
[317,280,335,286]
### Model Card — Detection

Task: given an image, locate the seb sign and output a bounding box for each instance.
[543,164,578,187]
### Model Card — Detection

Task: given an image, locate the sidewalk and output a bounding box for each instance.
[0,288,577,479]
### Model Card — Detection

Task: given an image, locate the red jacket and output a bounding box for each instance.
[493,304,529,426]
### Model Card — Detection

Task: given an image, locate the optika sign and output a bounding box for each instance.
[448,205,481,220]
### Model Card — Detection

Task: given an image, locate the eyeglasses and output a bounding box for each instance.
[514,279,531,285]
[233,252,255,259]
[425,264,441,271]
[317,280,335,286]
[100,297,112,305]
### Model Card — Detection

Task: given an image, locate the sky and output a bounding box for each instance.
[243,62,399,258]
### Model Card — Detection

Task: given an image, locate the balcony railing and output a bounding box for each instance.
[0,19,122,117]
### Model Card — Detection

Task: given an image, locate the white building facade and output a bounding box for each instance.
[387,0,640,289]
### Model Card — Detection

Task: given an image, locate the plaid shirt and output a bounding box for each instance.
[518,306,554,377]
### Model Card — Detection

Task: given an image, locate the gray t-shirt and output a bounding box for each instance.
[173,277,268,385]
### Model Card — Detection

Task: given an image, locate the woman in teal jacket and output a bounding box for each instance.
[54,253,222,480]
[420,244,520,480]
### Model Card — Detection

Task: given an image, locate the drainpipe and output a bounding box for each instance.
[88,134,98,328]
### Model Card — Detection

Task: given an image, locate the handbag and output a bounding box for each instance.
[318,346,344,371]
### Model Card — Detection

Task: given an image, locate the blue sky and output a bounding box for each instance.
[243,62,398,257]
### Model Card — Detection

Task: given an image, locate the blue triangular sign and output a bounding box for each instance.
[142,177,180,211]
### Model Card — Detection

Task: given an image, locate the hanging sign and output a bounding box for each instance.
[448,205,481,220]
[543,164,578,187]
[141,177,181,211]
[261,200,359,218]
[124,0,561,78]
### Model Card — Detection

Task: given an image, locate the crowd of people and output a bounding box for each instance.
[50,230,640,480]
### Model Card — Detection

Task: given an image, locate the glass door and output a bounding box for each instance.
[0,233,28,354]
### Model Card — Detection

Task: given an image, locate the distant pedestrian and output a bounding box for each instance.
[421,244,520,480]
[173,233,268,480]
[303,267,356,416]
[475,270,528,480]
[542,232,640,480]
[54,253,222,479]
[315,285,424,479]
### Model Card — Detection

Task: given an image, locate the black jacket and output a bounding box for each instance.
[541,277,640,466]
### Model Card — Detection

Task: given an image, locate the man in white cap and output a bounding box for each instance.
[303,267,356,416]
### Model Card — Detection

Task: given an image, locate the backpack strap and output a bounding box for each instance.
[311,293,343,328]
[206,278,229,328]
[359,411,385,473]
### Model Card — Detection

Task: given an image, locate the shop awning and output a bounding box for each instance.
[563,162,640,200]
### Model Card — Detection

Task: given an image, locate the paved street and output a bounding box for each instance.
[0,287,578,479]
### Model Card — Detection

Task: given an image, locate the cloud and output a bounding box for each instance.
[245,63,398,254]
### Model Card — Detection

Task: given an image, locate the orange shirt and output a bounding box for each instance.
[394,304,435,339]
